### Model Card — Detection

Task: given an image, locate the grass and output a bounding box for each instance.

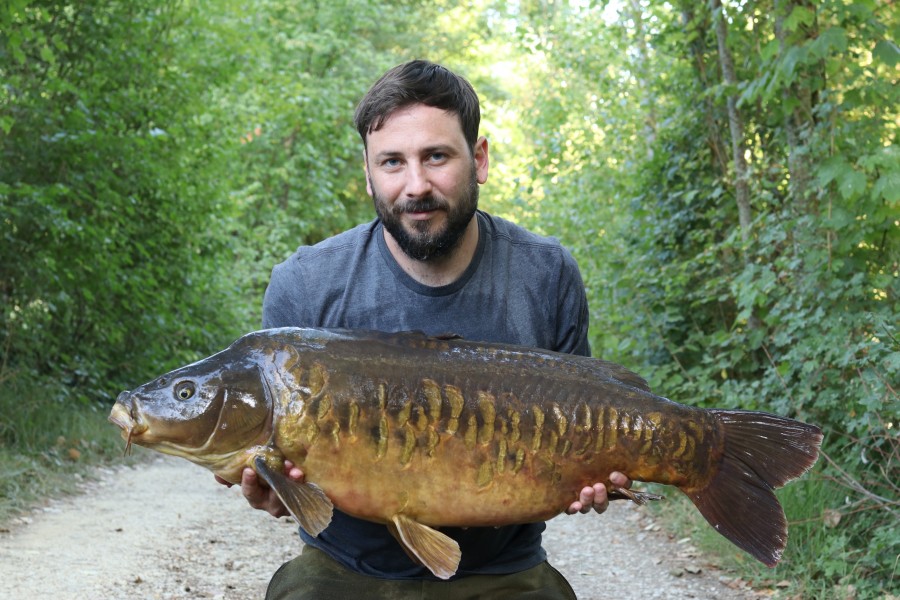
[0,377,143,522]
[646,470,899,599]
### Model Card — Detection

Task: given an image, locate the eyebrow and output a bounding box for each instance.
[421,144,457,156]
[372,144,459,162]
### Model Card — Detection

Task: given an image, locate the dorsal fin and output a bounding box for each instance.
[591,359,652,392]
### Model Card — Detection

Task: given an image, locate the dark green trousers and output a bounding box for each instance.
[266,546,578,600]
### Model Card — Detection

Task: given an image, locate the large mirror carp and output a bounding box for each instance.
[109,328,822,579]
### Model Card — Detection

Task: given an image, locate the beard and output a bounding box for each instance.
[372,168,479,262]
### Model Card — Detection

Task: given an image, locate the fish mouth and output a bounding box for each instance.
[108,399,149,456]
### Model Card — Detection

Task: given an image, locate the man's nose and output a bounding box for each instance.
[404,163,433,198]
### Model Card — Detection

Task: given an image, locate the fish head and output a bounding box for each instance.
[109,341,274,471]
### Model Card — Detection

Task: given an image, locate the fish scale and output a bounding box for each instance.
[109,327,822,580]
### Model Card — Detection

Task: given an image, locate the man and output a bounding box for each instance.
[226,60,630,599]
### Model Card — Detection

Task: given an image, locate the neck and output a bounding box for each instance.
[383,217,479,287]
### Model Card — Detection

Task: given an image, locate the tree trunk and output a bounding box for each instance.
[774,0,821,214]
[680,2,729,176]
[628,0,658,162]
[710,0,753,243]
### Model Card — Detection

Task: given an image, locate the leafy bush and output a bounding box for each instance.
[1,1,250,398]
[511,0,898,594]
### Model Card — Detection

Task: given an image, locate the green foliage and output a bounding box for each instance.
[511,0,898,594]
[1,1,249,398]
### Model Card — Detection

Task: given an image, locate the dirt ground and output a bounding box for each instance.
[0,455,761,599]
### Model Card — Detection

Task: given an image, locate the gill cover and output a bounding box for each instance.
[116,338,273,455]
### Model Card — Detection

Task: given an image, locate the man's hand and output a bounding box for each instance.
[565,471,631,515]
[214,461,305,519]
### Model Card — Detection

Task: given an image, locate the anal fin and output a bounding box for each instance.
[391,514,461,580]
[254,456,333,536]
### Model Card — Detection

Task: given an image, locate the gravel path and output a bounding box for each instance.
[0,455,760,599]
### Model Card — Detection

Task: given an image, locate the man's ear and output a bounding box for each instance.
[473,136,489,184]
[363,148,373,197]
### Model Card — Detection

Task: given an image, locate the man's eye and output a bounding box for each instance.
[383,158,401,168]
[429,153,446,162]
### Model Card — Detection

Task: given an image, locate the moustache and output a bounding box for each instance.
[393,196,449,215]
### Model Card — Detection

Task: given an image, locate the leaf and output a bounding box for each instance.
[838,169,866,200]
[826,206,854,229]
[39,45,56,66]
[760,39,780,62]
[780,46,806,80]
[815,156,850,187]
[873,172,900,203]
[873,40,900,68]
[885,352,900,373]
[784,6,815,32]
[810,27,848,60]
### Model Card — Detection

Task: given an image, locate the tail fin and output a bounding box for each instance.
[682,410,822,567]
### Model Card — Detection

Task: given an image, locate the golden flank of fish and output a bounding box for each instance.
[109,328,822,579]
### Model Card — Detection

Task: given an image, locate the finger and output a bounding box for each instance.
[241,468,268,506]
[565,486,592,514]
[237,467,290,517]
[609,471,631,488]
[279,460,306,483]
[579,486,596,514]
[214,474,233,488]
[565,501,583,515]
[591,482,610,514]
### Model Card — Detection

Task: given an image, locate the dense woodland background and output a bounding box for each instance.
[1,1,898,596]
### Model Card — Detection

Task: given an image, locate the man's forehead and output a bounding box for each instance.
[366,104,466,145]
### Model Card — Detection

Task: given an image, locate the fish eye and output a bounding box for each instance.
[174,381,195,400]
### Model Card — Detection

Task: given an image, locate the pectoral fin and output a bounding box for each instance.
[254,456,333,536]
[390,514,461,580]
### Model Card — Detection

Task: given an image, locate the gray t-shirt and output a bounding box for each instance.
[262,210,590,579]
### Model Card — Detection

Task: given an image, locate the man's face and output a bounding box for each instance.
[364,104,488,262]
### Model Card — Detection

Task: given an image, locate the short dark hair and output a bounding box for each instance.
[354,60,481,150]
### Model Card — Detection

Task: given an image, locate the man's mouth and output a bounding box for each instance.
[405,209,440,221]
